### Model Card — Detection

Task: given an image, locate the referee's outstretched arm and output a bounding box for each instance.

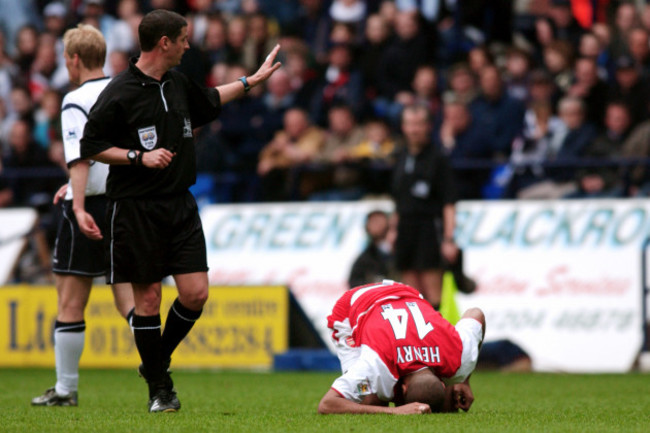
[216,44,282,105]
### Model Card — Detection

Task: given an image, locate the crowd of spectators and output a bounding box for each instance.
[3,0,650,255]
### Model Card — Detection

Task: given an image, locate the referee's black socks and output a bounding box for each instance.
[132,314,164,389]
[161,298,202,361]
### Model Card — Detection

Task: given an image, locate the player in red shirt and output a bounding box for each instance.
[318,280,485,414]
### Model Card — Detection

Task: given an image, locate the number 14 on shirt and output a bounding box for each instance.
[381,302,434,340]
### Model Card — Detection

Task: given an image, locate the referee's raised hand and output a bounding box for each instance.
[142,148,176,169]
[249,44,282,86]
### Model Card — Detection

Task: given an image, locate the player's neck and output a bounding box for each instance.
[79,68,106,85]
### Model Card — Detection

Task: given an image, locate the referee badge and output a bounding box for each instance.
[138,126,157,150]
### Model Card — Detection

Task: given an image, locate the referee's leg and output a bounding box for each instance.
[162,272,209,361]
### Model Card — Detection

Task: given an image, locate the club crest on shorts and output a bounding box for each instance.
[138,126,157,150]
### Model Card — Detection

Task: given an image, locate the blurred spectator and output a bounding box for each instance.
[328,21,357,47]
[443,63,477,105]
[329,0,367,43]
[348,209,394,289]
[283,43,319,109]
[567,56,608,128]
[391,104,458,309]
[570,101,631,198]
[608,54,650,128]
[8,86,35,127]
[243,12,279,71]
[626,27,650,79]
[0,0,41,58]
[2,118,62,206]
[286,0,331,65]
[309,42,364,125]
[548,0,585,45]
[578,31,611,81]
[543,39,575,94]
[532,17,557,67]
[14,25,40,81]
[257,107,325,201]
[610,1,639,60]
[29,33,68,99]
[104,0,141,75]
[467,45,494,77]
[620,114,650,196]
[347,117,397,195]
[0,34,17,115]
[203,15,228,65]
[33,88,61,150]
[374,63,442,129]
[359,13,392,100]
[470,64,526,156]
[509,99,564,197]
[225,15,248,65]
[177,15,211,85]
[504,46,532,103]
[518,96,597,199]
[42,2,68,65]
[433,97,490,199]
[376,11,432,100]
[309,104,365,200]
[347,117,396,162]
[186,0,213,46]
[108,50,129,76]
[410,65,442,119]
[80,0,117,43]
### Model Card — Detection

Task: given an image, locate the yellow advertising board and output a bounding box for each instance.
[0,286,288,369]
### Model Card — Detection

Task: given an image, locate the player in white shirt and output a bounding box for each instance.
[31,24,134,407]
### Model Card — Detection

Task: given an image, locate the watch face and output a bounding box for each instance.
[128,150,136,161]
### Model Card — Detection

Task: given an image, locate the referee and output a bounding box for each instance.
[80,10,281,413]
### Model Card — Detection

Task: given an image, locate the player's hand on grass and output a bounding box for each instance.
[142,149,175,169]
[451,383,474,412]
[53,184,68,205]
[74,209,103,240]
[393,402,431,414]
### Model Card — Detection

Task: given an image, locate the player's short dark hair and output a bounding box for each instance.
[138,9,187,52]
[404,373,445,413]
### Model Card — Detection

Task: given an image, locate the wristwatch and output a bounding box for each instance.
[127,149,138,165]
[238,76,251,92]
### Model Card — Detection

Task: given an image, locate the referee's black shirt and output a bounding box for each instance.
[80,59,221,199]
[391,143,457,217]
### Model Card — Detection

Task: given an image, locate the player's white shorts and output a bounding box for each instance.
[446,318,484,384]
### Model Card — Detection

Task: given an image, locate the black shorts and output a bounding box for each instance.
[52,195,108,277]
[107,191,207,284]
[394,215,442,271]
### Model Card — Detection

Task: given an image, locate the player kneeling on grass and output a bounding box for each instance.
[318,280,484,414]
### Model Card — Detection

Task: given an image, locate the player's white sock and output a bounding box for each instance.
[54,321,85,395]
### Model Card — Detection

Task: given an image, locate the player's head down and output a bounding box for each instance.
[402,369,445,413]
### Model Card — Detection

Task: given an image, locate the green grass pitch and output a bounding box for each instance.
[1,368,648,433]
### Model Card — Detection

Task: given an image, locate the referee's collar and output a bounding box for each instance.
[128,57,171,84]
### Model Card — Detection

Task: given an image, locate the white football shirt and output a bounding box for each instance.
[61,77,111,200]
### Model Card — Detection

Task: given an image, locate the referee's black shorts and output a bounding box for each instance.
[107,191,207,284]
[394,214,442,271]
[52,195,108,277]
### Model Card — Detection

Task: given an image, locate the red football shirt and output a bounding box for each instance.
[328,281,463,401]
